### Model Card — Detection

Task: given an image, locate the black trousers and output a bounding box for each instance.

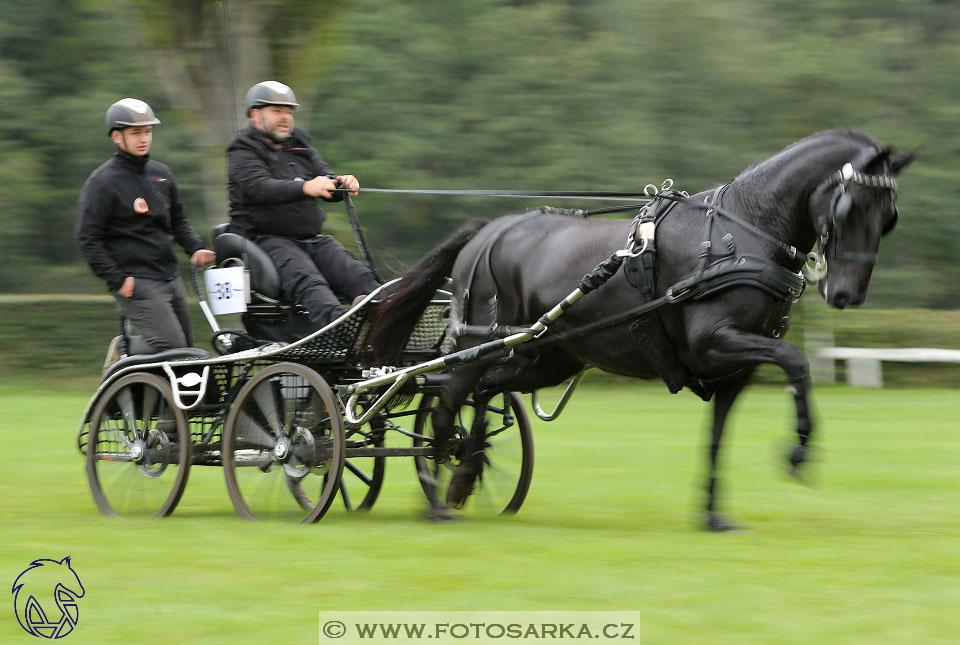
[112,277,192,351]
[257,235,381,329]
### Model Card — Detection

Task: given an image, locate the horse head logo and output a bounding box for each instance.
[12,556,85,639]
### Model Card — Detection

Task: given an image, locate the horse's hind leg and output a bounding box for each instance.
[445,391,491,509]
[440,352,582,509]
[420,366,482,518]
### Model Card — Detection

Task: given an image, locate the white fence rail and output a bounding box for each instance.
[814,347,960,387]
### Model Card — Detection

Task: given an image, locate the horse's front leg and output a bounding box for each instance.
[698,325,815,467]
[705,371,751,531]
[693,326,816,530]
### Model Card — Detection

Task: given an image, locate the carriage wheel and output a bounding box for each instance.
[333,413,387,513]
[413,392,533,514]
[222,363,345,523]
[85,372,190,517]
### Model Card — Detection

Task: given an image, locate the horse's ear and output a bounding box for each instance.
[892,144,922,174]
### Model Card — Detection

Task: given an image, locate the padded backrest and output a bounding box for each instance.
[211,222,231,239]
[211,226,284,300]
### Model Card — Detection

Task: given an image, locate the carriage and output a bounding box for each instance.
[75,129,917,529]
[75,225,536,522]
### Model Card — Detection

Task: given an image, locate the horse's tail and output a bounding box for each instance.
[367,219,489,366]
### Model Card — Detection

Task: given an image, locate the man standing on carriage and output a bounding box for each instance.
[226,80,381,330]
[76,98,216,369]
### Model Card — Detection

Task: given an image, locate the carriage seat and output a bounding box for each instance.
[211,223,321,342]
[103,347,210,382]
[211,223,285,302]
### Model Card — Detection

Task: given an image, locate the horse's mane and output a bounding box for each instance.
[735,128,879,180]
[725,128,882,228]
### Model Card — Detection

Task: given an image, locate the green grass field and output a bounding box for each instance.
[1,380,958,643]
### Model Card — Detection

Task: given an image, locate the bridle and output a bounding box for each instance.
[806,149,899,279]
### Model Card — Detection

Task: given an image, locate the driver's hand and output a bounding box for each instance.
[302,175,338,199]
[337,174,360,196]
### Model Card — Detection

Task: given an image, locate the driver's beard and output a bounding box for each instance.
[263,122,291,143]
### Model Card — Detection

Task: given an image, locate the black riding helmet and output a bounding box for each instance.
[245,81,299,116]
[105,98,160,135]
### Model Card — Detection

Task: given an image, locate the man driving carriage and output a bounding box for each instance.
[226,81,381,330]
[76,98,215,369]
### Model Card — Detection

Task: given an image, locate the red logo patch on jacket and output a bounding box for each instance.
[133,197,148,214]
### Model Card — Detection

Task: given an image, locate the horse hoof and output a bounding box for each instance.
[445,485,470,509]
[423,506,458,522]
[786,443,809,468]
[784,444,815,485]
[445,474,475,509]
[704,512,746,533]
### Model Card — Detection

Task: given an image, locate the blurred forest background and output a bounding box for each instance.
[0,0,957,311]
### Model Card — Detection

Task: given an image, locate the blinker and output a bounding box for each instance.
[881,204,899,236]
[835,192,853,222]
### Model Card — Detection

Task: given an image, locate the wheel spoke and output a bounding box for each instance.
[234,409,278,449]
[344,459,374,486]
[251,379,284,436]
[339,480,354,511]
[115,386,139,441]
[141,384,159,429]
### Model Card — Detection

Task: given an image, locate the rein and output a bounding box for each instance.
[343,187,657,202]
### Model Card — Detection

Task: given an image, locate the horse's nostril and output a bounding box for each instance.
[832,292,850,309]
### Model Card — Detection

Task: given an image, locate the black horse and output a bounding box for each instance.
[367,128,918,530]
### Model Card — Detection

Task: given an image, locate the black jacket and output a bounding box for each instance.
[76,149,207,292]
[226,126,343,239]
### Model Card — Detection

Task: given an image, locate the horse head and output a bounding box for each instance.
[809,143,920,309]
